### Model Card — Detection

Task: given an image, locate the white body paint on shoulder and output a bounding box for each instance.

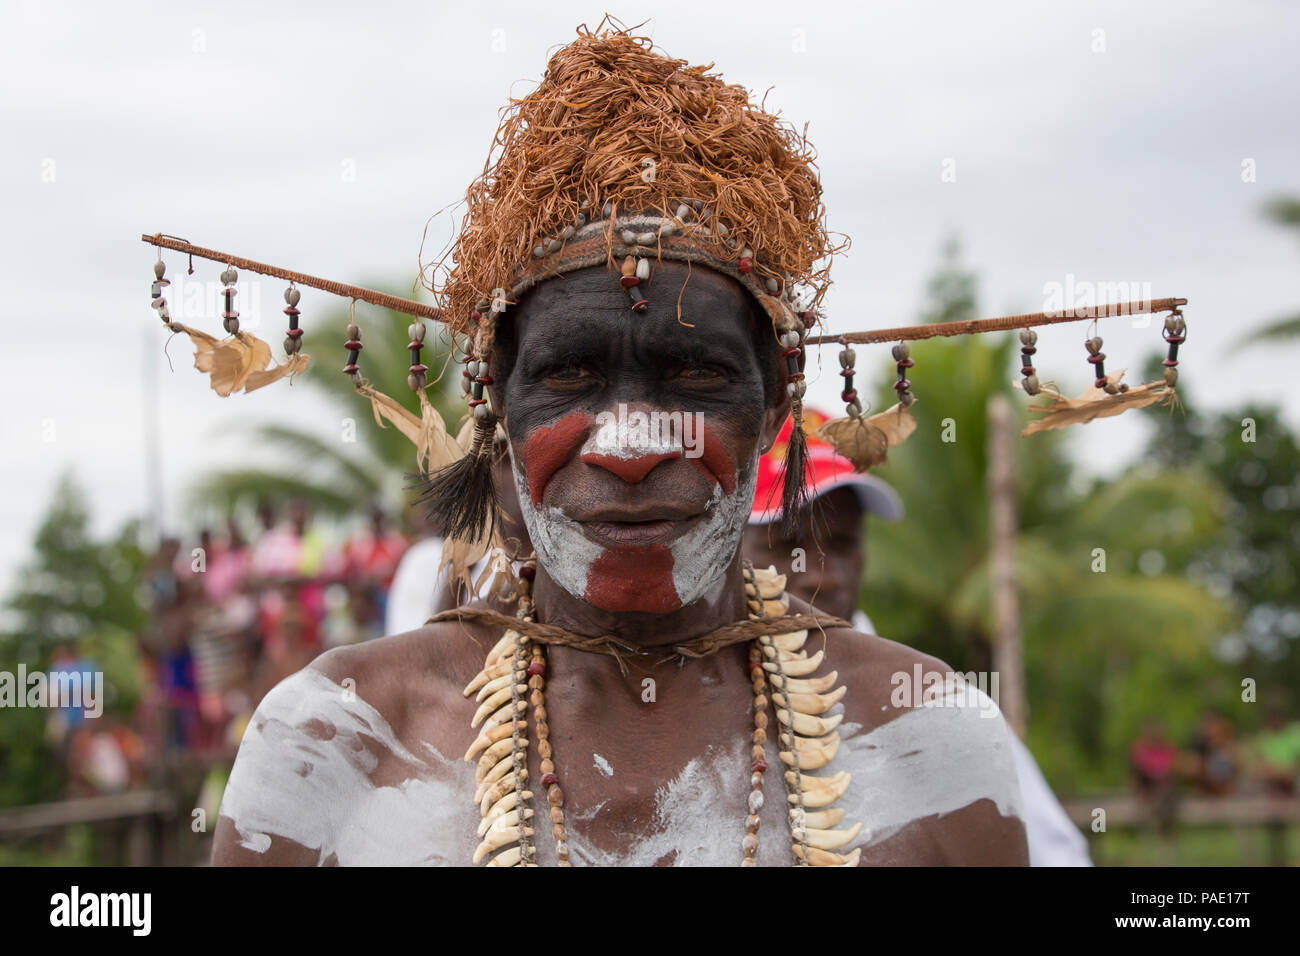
[836,678,1025,852]
[218,668,480,865]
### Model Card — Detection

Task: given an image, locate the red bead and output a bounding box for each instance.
[286,328,304,339]
[747,661,764,675]
[894,379,910,392]
[632,299,649,313]
[468,398,485,407]
[1162,358,1178,367]
[283,306,300,317]
[620,276,640,288]
[410,363,428,375]
[802,311,816,328]
[519,565,536,581]
[541,772,558,788]
[751,759,768,773]
[408,341,423,351]
[839,368,853,378]
[1020,365,1035,376]
[345,340,363,351]
[738,258,753,274]
[841,389,857,403]
[896,358,914,369]
[527,661,546,677]
[1088,354,1104,365]
[343,363,359,374]
[783,347,801,358]
[475,375,493,385]
[471,310,482,322]
[1095,377,1108,388]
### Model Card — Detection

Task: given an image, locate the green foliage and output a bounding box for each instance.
[0,475,147,806]
[860,238,1235,790]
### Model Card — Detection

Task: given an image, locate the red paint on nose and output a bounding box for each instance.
[583,544,681,613]
[520,412,592,507]
[579,449,682,484]
[689,422,738,495]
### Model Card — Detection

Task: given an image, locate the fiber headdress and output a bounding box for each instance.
[416,23,842,545]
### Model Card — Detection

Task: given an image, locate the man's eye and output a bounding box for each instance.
[672,365,725,382]
[543,361,593,385]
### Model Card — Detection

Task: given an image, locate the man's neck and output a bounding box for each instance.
[531,550,749,650]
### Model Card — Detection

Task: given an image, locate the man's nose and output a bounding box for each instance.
[580,449,681,483]
[579,402,684,484]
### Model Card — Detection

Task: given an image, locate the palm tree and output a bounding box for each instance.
[859,240,1234,788]
[187,284,461,519]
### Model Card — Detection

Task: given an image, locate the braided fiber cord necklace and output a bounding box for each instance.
[450,562,864,866]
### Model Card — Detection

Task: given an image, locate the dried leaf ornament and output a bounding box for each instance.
[1016,369,1175,437]
[172,324,310,396]
[817,402,919,472]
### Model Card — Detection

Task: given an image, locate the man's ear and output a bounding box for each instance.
[760,390,793,455]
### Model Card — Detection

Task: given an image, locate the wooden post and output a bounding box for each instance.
[987,395,1026,737]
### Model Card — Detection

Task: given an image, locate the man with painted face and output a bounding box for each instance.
[212,26,1028,866]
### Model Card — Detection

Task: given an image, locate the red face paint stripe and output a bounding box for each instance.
[520,412,592,507]
[579,450,682,484]
[689,422,738,495]
[583,544,681,614]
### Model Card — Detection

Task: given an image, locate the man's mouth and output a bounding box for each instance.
[571,505,703,547]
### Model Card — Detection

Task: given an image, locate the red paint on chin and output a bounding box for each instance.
[579,449,682,484]
[583,545,681,613]
[520,412,592,507]
[689,423,738,495]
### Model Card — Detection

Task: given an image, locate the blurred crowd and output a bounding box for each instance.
[1130,709,1300,810]
[131,500,410,771]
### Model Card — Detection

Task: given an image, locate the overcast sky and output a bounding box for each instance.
[3,0,1298,594]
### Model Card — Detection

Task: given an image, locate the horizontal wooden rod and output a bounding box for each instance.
[141,233,446,323]
[805,297,1188,347]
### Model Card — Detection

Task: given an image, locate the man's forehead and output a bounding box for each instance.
[514,261,759,345]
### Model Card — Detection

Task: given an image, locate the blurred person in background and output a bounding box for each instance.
[743,409,1091,866]
[1252,708,1300,795]
[1189,708,1238,796]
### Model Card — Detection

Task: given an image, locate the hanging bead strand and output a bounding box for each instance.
[220,266,239,334]
[408,320,427,391]
[892,342,915,406]
[837,345,862,418]
[343,303,362,383]
[150,258,172,327]
[283,284,303,357]
[1019,329,1040,395]
[1162,310,1186,388]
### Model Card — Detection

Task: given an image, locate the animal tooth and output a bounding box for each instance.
[464,720,524,761]
[772,631,807,652]
[475,738,516,781]
[473,757,523,804]
[482,788,532,824]
[479,807,534,837]
[485,632,519,667]
[478,779,514,816]
[474,826,532,864]
[784,671,839,694]
[776,649,824,676]
[786,770,851,807]
[482,700,527,731]
[776,708,843,736]
[794,807,845,829]
[793,845,860,866]
[754,568,786,597]
[475,672,513,702]
[471,684,526,728]
[804,821,863,850]
[762,599,787,617]
[485,845,523,867]
[778,731,841,770]
[773,686,846,715]
[462,660,512,697]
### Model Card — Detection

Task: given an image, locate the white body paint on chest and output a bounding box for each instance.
[218,669,479,865]
[220,671,1023,865]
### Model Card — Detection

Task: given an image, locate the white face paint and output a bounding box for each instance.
[511,445,759,612]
